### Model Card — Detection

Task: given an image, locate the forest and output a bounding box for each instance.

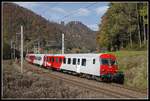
[96,2,148,51]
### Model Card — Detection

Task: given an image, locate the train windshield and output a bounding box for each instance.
[101,59,117,65]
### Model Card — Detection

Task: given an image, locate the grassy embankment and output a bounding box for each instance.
[108,51,148,92]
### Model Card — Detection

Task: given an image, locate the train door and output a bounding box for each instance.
[43,55,47,67]
[76,58,81,73]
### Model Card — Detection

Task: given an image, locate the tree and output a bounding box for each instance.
[96,2,148,51]
[136,3,142,48]
[139,3,148,44]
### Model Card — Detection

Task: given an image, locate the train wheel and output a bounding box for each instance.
[118,76,124,84]
[86,75,90,79]
[95,76,101,82]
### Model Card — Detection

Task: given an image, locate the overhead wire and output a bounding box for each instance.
[56,2,98,22]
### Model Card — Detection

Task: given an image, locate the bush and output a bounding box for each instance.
[110,51,147,91]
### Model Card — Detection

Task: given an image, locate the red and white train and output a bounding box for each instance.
[25,53,124,84]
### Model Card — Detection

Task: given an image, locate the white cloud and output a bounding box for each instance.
[13,2,39,9]
[95,6,109,15]
[76,8,90,16]
[87,24,98,31]
[50,7,67,14]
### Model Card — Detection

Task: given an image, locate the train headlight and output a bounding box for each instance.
[102,69,105,72]
[47,62,51,66]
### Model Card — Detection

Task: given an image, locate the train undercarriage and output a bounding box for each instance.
[48,67,124,84]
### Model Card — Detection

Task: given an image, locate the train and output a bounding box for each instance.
[25,53,124,84]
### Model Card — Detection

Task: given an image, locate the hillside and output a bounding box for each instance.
[2,3,96,59]
[3,3,63,57]
[65,21,96,52]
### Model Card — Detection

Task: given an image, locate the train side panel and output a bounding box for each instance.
[60,54,100,76]
[33,54,45,66]
[43,54,64,70]
[79,56,100,76]
[60,54,78,72]
[26,53,123,83]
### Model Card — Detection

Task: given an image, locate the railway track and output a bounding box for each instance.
[13,61,147,98]
[110,83,147,94]
[57,68,147,94]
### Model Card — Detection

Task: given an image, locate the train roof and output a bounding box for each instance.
[27,53,115,56]
[26,53,116,59]
[46,53,115,57]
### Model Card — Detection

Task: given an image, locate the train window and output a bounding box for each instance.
[68,58,71,64]
[82,59,86,66]
[101,59,117,66]
[31,56,35,60]
[93,59,95,64]
[52,57,54,62]
[47,57,49,62]
[47,58,50,62]
[56,58,59,63]
[73,58,76,65]
[59,58,62,63]
[64,58,66,64]
[77,59,80,65]
[35,56,41,60]
[101,59,109,65]
[38,57,41,60]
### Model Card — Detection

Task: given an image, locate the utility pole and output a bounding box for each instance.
[13,43,15,59]
[62,33,64,54]
[11,40,13,59]
[21,25,23,73]
[38,41,40,53]
[34,45,35,53]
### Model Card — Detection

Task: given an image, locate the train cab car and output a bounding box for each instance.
[99,54,124,83]
[59,53,124,83]
[25,54,35,64]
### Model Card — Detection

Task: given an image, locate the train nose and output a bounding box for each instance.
[108,67,118,74]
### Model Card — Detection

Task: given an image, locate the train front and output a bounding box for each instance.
[99,54,124,84]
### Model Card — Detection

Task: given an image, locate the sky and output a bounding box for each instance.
[13,2,109,31]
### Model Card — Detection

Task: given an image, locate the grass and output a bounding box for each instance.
[108,50,147,58]
[107,50,148,92]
